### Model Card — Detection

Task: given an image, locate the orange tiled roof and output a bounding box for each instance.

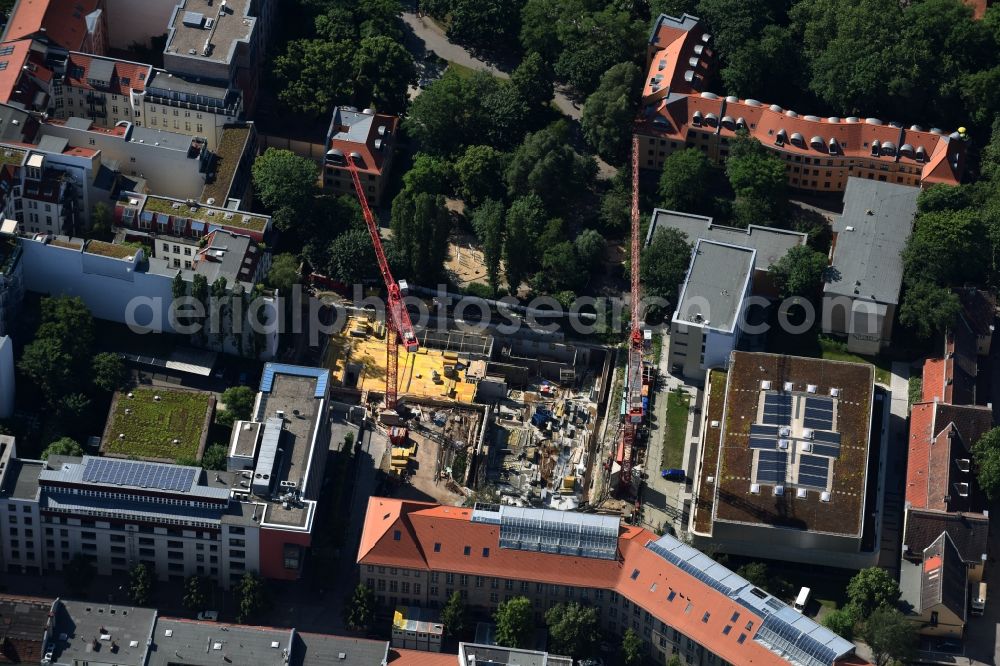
[64,52,151,95]
[637,16,966,187]
[326,111,397,176]
[4,0,99,51]
[0,39,46,107]
[388,649,455,666]
[922,358,945,402]
[358,498,868,666]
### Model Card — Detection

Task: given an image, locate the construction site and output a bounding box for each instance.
[322,309,615,508]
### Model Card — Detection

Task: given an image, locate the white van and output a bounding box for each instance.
[794,587,811,613]
[972,582,987,616]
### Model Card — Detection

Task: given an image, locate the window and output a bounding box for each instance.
[184,247,191,256]
[393,530,401,541]
[475,576,484,588]
[463,546,471,556]
[482,547,489,557]
[490,592,499,603]
[434,542,441,552]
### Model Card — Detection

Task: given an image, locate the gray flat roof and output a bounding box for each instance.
[673,239,754,332]
[647,209,805,270]
[824,177,918,304]
[327,107,374,144]
[165,0,255,65]
[0,459,42,500]
[51,599,156,666]
[293,633,390,666]
[459,643,573,666]
[146,69,233,98]
[148,618,293,666]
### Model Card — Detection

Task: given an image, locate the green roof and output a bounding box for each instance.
[85,240,137,259]
[0,147,25,166]
[142,195,268,233]
[201,125,250,205]
[102,387,214,463]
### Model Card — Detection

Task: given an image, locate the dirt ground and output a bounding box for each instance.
[393,431,466,505]
[444,227,492,288]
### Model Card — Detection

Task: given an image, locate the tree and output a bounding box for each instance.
[822,605,857,640]
[447,0,522,49]
[441,591,466,637]
[63,553,95,596]
[846,567,900,618]
[973,427,1000,501]
[545,601,599,658]
[268,254,300,294]
[503,194,547,292]
[251,149,317,232]
[327,228,377,284]
[903,209,985,288]
[221,386,255,421]
[183,575,207,612]
[511,52,554,112]
[274,39,353,116]
[390,189,451,283]
[494,596,533,649]
[236,572,267,624]
[406,69,481,156]
[863,606,916,666]
[640,228,692,315]
[20,336,75,399]
[92,352,127,393]
[621,627,643,666]
[898,281,962,340]
[770,245,828,298]
[735,562,770,589]
[353,36,417,114]
[552,5,643,95]
[574,229,605,271]
[726,134,786,227]
[581,62,640,164]
[455,145,508,206]
[537,241,584,293]
[202,443,228,471]
[90,201,112,238]
[658,148,714,214]
[506,121,596,213]
[666,656,683,666]
[344,583,375,630]
[470,199,506,293]
[599,172,631,234]
[41,437,84,460]
[403,154,454,195]
[129,563,152,606]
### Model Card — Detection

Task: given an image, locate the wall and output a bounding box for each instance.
[668,322,704,381]
[104,0,178,49]
[258,524,311,581]
[696,521,874,569]
[259,134,326,161]
[0,336,13,419]
[142,97,240,152]
[821,295,889,355]
[40,122,209,201]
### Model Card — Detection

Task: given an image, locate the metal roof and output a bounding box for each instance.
[495,505,620,560]
[38,456,230,500]
[824,177,918,304]
[260,363,329,397]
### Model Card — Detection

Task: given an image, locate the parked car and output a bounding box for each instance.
[197,611,219,621]
[662,468,685,481]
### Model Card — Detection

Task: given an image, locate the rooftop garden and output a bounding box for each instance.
[102,387,214,463]
[201,126,250,205]
[143,195,269,233]
[0,147,25,166]
[85,240,138,259]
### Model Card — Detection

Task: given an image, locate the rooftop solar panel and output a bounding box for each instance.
[810,444,841,458]
[82,458,196,492]
[798,473,828,489]
[750,424,779,436]
[804,397,833,411]
[799,454,828,470]
[804,417,833,430]
[749,436,777,449]
[813,431,841,445]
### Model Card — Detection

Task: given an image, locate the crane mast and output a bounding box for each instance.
[620,136,645,489]
[347,159,418,411]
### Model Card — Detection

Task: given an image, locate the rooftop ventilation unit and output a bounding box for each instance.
[802,429,815,440]
[804,115,820,122]
[796,488,808,499]
[820,491,831,502]
[707,476,715,484]
[688,57,699,67]
[785,110,798,118]
[774,485,784,496]
[806,384,817,394]
[769,104,782,113]
[710,420,720,428]
[830,388,840,397]
[760,380,771,390]
[865,117,883,125]
[692,110,703,126]
[750,483,761,494]
[802,442,813,453]
[744,99,762,107]
[779,426,791,437]
[777,439,790,450]
[783,381,793,391]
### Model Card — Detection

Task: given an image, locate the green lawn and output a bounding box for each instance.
[817,337,892,385]
[446,62,481,80]
[766,318,892,385]
[102,387,213,462]
[660,390,690,470]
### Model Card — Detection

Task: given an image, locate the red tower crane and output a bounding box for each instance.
[619,136,645,489]
[347,159,418,411]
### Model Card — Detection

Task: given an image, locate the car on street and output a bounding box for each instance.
[197,611,219,621]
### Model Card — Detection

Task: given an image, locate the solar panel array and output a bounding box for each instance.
[749,424,779,449]
[803,396,834,431]
[647,538,751,598]
[761,393,792,426]
[756,450,788,485]
[82,457,197,492]
[797,454,830,489]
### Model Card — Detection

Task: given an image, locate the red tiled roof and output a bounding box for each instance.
[388,649,455,666]
[636,17,967,187]
[0,40,37,106]
[326,110,397,176]
[358,498,868,666]
[64,52,151,95]
[922,358,945,402]
[4,0,99,51]
[906,402,993,511]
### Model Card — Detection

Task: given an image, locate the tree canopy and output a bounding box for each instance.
[344,584,375,630]
[862,606,916,666]
[470,199,506,293]
[41,437,84,460]
[658,148,715,215]
[506,121,596,213]
[545,602,599,658]
[770,245,829,298]
[390,188,452,283]
[973,427,1000,501]
[251,149,318,230]
[846,567,900,618]
[441,591,466,637]
[581,62,641,164]
[494,596,533,648]
[640,228,693,315]
[455,145,509,206]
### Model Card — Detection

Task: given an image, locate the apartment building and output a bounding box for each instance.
[822,178,918,354]
[359,500,862,666]
[52,51,151,128]
[636,14,967,191]
[2,0,107,54]
[324,106,399,205]
[689,352,880,569]
[0,38,56,111]
[668,239,753,382]
[0,364,331,588]
[142,69,244,152]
